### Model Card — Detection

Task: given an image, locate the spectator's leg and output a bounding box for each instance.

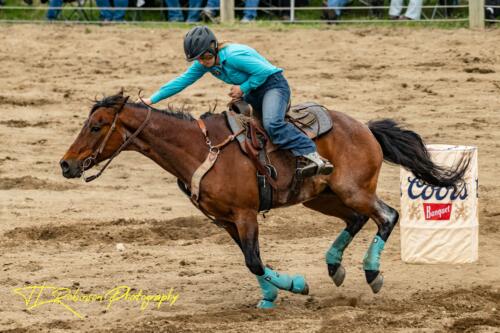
[96,0,113,20]
[404,0,422,20]
[389,0,403,18]
[242,0,259,21]
[112,0,128,20]
[187,0,202,22]
[47,0,63,20]
[331,0,349,16]
[165,0,185,21]
[322,0,337,22]
[205,0,219,16]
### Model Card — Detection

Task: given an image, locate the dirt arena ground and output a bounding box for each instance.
[1,24,499,332]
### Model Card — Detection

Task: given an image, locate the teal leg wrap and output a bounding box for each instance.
[256,299,276,309]
[256,275,278,302]
[326,230,353,265]
[262,267,307,294]
[363,235,386,271]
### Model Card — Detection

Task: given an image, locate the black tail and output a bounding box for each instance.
[368,119,469,189]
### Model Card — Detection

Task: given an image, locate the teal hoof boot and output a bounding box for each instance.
[290,275,309,295]
[257,299,276,309]
[369,273,384,294]
[257,275,279,302]
[331,264,346,287]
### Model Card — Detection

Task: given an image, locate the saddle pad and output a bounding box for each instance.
[287,102,333,138]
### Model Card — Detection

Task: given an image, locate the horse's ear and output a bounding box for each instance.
[116,95,130,113]
[117,88,124,97]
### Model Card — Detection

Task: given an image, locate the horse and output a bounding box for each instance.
[60,91,468,309]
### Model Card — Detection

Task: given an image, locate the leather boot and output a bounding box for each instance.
[297,151,334,177]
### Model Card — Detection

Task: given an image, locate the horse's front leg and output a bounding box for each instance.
[228,211,309,309]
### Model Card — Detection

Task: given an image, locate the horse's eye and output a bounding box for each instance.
[90,126,101,133]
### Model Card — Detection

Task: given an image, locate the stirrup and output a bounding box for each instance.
[296,160,334,178]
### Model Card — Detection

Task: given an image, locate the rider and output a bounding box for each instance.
[142,26,333,176]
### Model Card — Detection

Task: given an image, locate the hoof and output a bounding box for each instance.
[257,299,276,309]
[291,275,309,295]
[369,273,384,294]
[301,281,310,295]
[330,264,346,287]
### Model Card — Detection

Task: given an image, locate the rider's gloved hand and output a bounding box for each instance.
[229,86,243,99]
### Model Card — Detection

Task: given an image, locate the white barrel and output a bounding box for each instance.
[400,145,478,264]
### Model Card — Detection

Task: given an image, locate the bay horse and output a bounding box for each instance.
[60,91,468,309]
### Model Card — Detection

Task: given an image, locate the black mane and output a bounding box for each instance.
[90,94,196,121]
[132,102,195,121]
[90,94,125,115]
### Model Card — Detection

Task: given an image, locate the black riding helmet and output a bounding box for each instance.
[184,26,218,62]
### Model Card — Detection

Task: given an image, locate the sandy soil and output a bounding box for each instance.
[1,24,500,333]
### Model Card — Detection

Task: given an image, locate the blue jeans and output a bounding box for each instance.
[327,0,349,16]
[96,0,128,21]
[47,0,62,20]
[204,0,219,15]
[243,0,259,19]
[243,72,316,156]
[165,0,218,21]
[187,0,219,19]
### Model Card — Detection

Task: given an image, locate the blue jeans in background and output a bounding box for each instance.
[165,0,186,21]
[184,0,219,21]
[243,72,316,156]
[165,0,218,22]
[243,0,259,20]
[203,0,219,16]
[327,0,349,16]
[47,0,62,20]
[96,0,128,21]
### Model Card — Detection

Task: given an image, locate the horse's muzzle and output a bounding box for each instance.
[60,159,82,178]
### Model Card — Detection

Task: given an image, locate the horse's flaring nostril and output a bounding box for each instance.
[60,160,70,172]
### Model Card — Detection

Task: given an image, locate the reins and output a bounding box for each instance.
[82,102,152,183]
[81,101,241,222]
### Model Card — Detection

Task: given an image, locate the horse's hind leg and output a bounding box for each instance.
[303,190,369,287]
[339,191,399,293]
[362,198,399,293]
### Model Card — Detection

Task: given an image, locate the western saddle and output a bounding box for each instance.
[225,100,333,211]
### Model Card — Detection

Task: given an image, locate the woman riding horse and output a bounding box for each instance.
[140,25,333,176]
[60,90,469,309]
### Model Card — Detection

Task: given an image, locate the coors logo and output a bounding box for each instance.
[407,177,468,201]
[406,177,469,222]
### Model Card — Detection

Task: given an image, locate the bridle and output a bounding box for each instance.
[81,99,152,183]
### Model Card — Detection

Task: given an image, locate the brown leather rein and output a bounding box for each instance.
[82,102,152,183]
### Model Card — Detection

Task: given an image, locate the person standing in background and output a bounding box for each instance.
[389,0,422,20]
[47,0,128,21]
[165,0,219,22]
[241,0,259,22]
[96,0,129,21]
[321,0,349,22]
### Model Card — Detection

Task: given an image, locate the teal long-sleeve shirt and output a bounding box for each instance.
[150,43,282,104]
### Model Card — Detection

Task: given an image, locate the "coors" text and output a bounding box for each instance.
[407,177,468,201]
